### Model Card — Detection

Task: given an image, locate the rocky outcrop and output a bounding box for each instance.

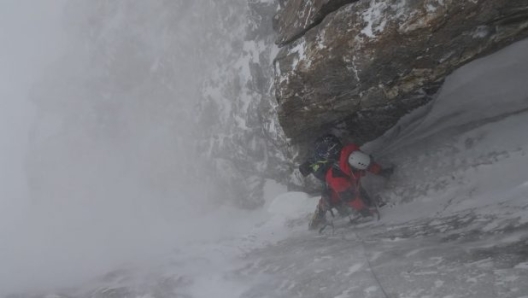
[273,0,359,46]
[195,0,297,207]
[274,0,528,146]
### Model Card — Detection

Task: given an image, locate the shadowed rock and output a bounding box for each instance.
[274,0,528,145]
[273,0,360,46]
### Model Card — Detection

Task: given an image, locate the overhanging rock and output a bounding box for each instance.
[274,0,528,145]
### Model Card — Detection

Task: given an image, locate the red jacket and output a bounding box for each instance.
[325,144,381,206]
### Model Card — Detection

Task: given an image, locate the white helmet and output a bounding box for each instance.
[348,151,371,170]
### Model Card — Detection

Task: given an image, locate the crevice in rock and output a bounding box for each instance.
[491,6,528,26]
[275,0,360,47]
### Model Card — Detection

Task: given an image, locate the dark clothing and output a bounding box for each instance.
[300,134,343,180]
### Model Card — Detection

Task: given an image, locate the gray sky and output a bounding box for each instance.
[0,0,66,293]
[0,0,65,205]
[0,1,219,294]
[0,1,253,294]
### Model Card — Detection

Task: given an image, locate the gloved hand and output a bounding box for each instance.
[299,161,313,177]
[379,166,394,179]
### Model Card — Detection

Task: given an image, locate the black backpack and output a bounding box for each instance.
[299,134,343,181]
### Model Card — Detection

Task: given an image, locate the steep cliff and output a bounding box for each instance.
[274,0,528,146]
[194,0,296,208]
[27,0,528,208]
[28,0,294,208]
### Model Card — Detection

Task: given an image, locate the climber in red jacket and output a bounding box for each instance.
[308,142,393,230]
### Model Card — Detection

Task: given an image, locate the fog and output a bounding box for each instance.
[1,0,66,292]
[0,0,64,205]
[0,1,256,295]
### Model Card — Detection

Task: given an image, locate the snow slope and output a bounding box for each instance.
[234,38,528,298]
[8,35,528,298]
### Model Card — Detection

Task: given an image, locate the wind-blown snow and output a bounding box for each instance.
[201,37,528,297]
[5,7,528,298]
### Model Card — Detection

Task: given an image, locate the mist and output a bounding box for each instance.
[1,0,67,292]
[0,0,64,204]
[0,0,262,295]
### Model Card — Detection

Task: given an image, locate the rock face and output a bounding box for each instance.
[273,0,360,46]
[28,0,294,209]
[195,1,298,208]
[274,0,528,146]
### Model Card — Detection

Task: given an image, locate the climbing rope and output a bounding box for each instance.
[354,231,391,298]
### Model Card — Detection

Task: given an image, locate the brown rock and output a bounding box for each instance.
[274,0,528,145]
[274,0,360,46]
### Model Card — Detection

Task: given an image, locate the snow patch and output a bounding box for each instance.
[267,192,314,218]
[289,39,309,70]
[406,248,425,257]
[426,4,437,13]
[515,262,528,269]
[472,26,490,38]
[345,263,363,276]
[262,179,288,206]
[370,251,383,261]
[364,286,378,294]
[361,0,388,38]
